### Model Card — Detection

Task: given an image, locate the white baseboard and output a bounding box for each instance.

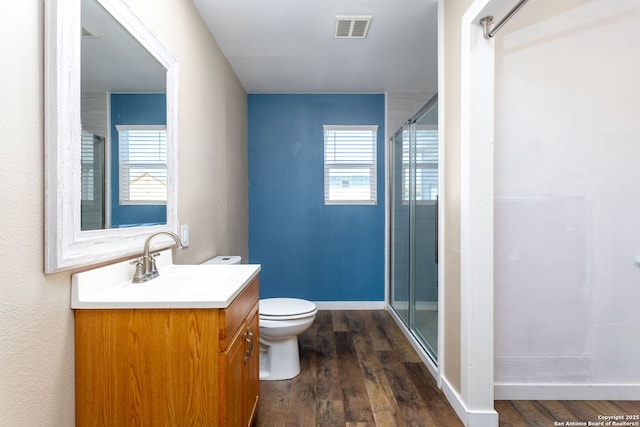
[313,301,386,310]
[442,377,499,427]
[495,383,640,401]
[442,377,469,424]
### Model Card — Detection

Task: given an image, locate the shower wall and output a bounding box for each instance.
[494,0,640,394]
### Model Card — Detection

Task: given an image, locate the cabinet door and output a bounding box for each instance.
[244,308,260,426]
[221,326,245,427]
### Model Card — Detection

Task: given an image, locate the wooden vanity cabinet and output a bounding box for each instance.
[219,303,259,426]
[218,278,260,427]
[74,276,260,426]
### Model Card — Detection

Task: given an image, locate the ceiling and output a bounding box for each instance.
[192,0,439,94]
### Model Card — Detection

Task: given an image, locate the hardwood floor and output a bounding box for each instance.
[495,400,640,427]
[255,310,461,427]
[255,310,640,427]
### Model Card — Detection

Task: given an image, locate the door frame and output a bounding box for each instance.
[451,0,512,425]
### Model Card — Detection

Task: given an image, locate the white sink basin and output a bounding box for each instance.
[71,250,260,309]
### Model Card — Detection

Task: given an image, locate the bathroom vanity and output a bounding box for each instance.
[72,254,260,426]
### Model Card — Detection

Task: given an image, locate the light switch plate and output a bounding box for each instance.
[181,224,189,247]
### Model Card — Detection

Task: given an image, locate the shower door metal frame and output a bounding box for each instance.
[389,124,411,328]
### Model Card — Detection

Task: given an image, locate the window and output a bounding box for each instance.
[323,125,378,205]
[117,125,167,204]
[403,127,438,202]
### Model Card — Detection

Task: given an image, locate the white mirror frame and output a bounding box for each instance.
[44,0,179,273]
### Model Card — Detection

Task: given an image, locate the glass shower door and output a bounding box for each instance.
[412,103,439,360]
[389,95,439,363]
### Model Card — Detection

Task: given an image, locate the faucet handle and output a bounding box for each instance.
[130,257,146,283]
[147,253,160,280]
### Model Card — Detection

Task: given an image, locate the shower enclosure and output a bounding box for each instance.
[389,94,439,363]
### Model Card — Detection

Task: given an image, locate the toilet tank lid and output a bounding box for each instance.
[201,255,241,265]
[260,298,317,317]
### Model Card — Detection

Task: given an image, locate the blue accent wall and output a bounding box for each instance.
[110,93,166,228]
[248,94,385,301]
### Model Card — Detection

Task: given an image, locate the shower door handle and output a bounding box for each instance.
[434,195,439,265]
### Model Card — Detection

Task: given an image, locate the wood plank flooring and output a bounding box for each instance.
[495,400,640,427]
[255,310,461,427]
[255,310,640,427]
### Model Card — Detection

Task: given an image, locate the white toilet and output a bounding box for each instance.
[202,256,317,381]
[259,297,317,381]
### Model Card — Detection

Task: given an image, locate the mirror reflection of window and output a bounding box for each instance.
[109,93,167,228]
[117,126,167,204]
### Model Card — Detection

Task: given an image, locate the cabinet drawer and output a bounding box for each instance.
[219,276,259,349]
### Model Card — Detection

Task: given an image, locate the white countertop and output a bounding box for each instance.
[71,250,260,309]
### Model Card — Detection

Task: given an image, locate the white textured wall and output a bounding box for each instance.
[0,1,75,425]
[0,1,247,425]
[494,0,640,388]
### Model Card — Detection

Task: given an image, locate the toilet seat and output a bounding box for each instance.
[260,298,317,320]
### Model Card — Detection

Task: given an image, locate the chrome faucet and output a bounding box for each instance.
[131,231,183,283]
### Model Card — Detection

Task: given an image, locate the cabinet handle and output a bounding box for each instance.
[247,329,254,355]
[244,328,254,365]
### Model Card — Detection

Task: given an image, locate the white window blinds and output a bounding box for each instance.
[117,125,167,204]
[323,125,378,205]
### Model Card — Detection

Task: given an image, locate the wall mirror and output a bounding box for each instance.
[45,0,179,273]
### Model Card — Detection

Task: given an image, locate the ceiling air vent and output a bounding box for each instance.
[334,15,372,39]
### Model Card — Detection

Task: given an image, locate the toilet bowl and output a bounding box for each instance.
[259,298,317,381]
